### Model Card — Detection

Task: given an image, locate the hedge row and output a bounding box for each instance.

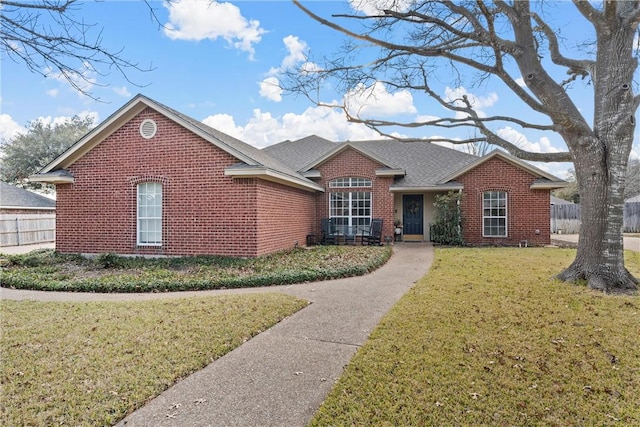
[1,246,393,293]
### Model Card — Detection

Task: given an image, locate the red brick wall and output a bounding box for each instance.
[313,148,395,239]
[255,180,316,256]
[55,108,315,257]
[456,157,551,246]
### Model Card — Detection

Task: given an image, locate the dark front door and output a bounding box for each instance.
[403,195,424,236]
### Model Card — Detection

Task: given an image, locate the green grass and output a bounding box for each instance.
[0,245,392,292]
[310,248,640,426]
[1,294,308,426]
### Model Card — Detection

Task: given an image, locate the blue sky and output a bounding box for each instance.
[1,0,639,179]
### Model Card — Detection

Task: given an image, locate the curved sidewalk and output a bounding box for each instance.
[1,243,434,427]
[551,233,640,252]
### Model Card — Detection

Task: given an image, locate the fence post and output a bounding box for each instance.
[15,217,21,246]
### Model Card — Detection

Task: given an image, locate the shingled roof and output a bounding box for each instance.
[30,94,564,193]
[31,94,323,192]
[0,182,55,209]
[265,137,480,189]
[263,135,339,170]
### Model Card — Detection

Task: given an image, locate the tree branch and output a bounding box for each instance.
[0,0,153,100]
[622,1,640,26]
[0,0,75,11]
[531,12,595,84]
[572,0,602,26]
[339,73,570,162]
[293,0,499,75]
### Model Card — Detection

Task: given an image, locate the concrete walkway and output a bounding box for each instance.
[1,243,434,426]
[551,234,640,252]
[0,242,55,255]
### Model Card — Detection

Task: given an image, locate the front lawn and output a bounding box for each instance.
[0,294,308,426]
[311,247,640,426]
[0,245,392,293]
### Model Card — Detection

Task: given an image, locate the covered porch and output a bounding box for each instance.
[392,189,459,242]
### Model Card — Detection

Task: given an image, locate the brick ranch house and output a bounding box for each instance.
[30,94,567,257]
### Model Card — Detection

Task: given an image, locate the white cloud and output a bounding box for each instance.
[0,114,25,141]
[280,35,308,70]
[300,61,321,74]
[202,105,380,148]
[202,113,244,139]
[349,0,413,15]
[345,82,417,118]
[45,63,97,97]
[260,36,307,101]
[259,77,282,102]
[113,86,131,98]
[34,111,100,127]
[515,77,526,87]
[631,131,640,160]
[443,86,498,119]
[529,161,574,180]
[163,0,265,59]
[496,126,562,154]
[46,89,59,97]
[415,114,441,123]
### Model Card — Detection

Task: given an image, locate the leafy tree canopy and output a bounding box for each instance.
[0,116,93,191]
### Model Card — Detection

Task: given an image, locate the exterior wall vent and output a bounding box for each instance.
[139,119,157,139]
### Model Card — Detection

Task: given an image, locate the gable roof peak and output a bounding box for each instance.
[440,148,566,186]
[30,94,323,192]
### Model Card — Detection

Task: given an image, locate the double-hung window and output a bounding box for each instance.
[329,178,372,231]
[137,182,162,245]
[483,191,507,237]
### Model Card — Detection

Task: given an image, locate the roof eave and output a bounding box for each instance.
[390,184,464,192]
[224,166,325,193]
[438,149,566,184]
[39,96,149,173]
[376,168,406,177]
[39,94,260,174]
[0,205,55,210]
[531,181,569,190]
[300,142,396,172]
[302,170,321,178]
[28,172,75,184]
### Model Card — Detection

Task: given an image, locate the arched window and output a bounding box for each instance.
[329,177,372,231]
[483,191,507,237]
[137,182,162,245]
[329,177,372,188]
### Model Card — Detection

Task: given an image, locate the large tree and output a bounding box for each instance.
[0,0,149,98]
[290,0,639,293]
[0,116,93,191]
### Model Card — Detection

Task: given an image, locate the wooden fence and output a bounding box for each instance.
[0,213,55,247]
[551,204,581,234]
[625,202,640,233]
[551,202,640,234]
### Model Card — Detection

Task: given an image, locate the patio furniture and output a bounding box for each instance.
[337,224,357,245]
[361,219,384,246]
[321,218,338,245]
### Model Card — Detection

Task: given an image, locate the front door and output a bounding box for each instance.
[403,194,424,240]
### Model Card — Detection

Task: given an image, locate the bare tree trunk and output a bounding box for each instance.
[556,3,639,294]
[557,141,638,294]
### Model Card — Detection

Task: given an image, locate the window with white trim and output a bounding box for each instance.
[329,177,372,231]
[329,191,372,229]
[137,182,162,245]
[329,177,372,188]
[483,191,507,237]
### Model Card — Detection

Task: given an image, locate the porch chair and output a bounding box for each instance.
[321,218,338,245]
[361,218,384,246]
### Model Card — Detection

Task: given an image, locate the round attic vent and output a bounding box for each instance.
[139,119,157,139]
